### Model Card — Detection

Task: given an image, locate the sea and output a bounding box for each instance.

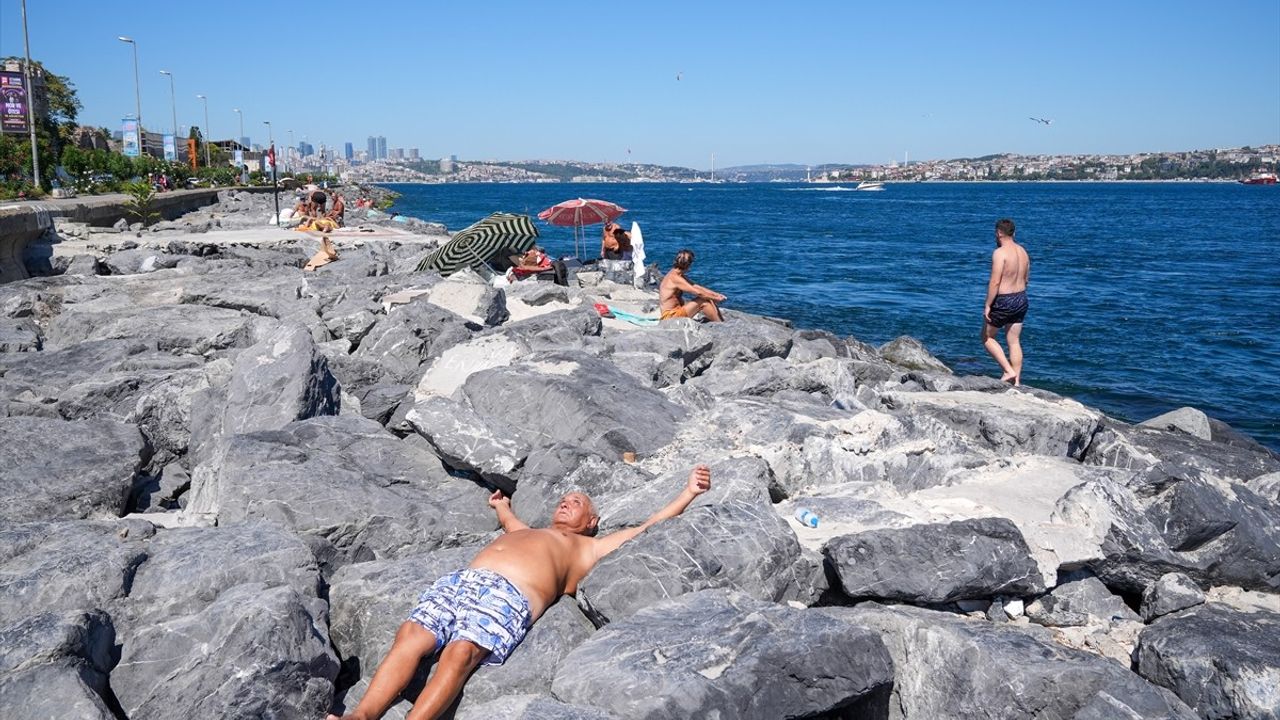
[384,181,1280,451]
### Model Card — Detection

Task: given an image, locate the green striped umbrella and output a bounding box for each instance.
[415,212,541,275]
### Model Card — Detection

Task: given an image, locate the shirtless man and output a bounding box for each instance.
[658,249,725,322]
[326,191,346,225]
[327,465,714,720]
[982,218,1030,385]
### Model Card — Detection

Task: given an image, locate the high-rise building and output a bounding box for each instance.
[408,148,420,160]
[298,141,314,157]
[376,136,387,160]
[344,142,353,160]
[240,136,250,150]
[367,136,378,160]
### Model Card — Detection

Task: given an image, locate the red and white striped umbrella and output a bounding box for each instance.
[537,198,626,227]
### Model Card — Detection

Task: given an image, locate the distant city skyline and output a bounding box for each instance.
[2,1,1276,169]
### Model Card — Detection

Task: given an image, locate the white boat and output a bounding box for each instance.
[855,181,885,191]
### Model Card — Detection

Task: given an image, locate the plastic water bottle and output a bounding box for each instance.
[794,508,819,528]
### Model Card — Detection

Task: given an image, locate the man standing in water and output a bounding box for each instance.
[327,466,713,720]
[982,218,1030,385]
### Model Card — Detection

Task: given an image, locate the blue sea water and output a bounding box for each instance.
[385,181,1280,451]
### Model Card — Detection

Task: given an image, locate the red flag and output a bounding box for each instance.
[267,144,276,169]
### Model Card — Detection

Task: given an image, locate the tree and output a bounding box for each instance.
[0,58,81,185]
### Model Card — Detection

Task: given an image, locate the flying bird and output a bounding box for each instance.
[1029,117,1053,125]
[676,71,683,81]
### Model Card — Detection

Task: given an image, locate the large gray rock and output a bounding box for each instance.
[405,394,527,493]
[455,695,618,720]
[328,549,596,717]
[461,351,685,459]
[882,389,1102,458]
[576,497,812,626]
[188,323,340,463]
[0,416,147,522]
[45,303,261,353]
[0,317,41,352]
[552,590,894,720]
[1025,573,1141,627]
[0,519,153,625]
[1137,604,1280,720]
[1050,476,1188,595]
[1140,406,1213,441]
[352,297,473,384]
[1084,422,1280,483]
[426,268,508,326]
[186,415,495,567]
[878,335,952,374]
[511,449,653,526]
[122,522,322,627]
[487,306,602,352]
[0,611,117,720]
[1139,476,1280,592]
[111,583,339,720]
[825,517,1044,603]
[841,603,1197,719]
[1140,572,1205,622]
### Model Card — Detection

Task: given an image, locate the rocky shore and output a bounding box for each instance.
[1,190,1278,720]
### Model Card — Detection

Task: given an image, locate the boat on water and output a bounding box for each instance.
[855,181,885,191]
[1240,171,1277,185]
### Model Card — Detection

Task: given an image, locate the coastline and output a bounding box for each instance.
[1,191,1278,718]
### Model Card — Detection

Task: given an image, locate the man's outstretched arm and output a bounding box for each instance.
[593,465,712,560]
[489,490,529,533]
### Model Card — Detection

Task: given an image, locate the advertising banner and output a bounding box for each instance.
[233,149,244,167]
[0,71,30,134]
[122,118,140,157]
[163,134,176,161]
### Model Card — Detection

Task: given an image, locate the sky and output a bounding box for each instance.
[2,0,1278,169]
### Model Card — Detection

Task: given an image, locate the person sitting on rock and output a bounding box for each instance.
[326,191,346,225]
[600,221,632,260]
[326,465,713,720]
[507,246,552,281]
[659,248,725,322]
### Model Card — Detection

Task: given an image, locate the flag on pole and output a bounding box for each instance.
[267,144,276,171]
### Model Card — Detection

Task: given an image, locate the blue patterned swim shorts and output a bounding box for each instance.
[407,568,532,665]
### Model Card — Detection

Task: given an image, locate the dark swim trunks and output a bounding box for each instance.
[988,291,1028,328]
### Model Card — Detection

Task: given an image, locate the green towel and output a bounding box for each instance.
[607,306,659,326]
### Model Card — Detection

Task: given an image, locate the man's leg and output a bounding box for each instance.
[327,622,438,720]
[403,639,489,720]
[686,299,722,322]
[982,322,1016,381]
[1005,322,1024,386]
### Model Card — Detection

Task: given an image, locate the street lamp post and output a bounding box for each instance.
[195,94,211,169]
[20,0,40,189]
[232,108,243,149]
[263,120,278,223]
[158,70,177,153]
[116,36,142,154]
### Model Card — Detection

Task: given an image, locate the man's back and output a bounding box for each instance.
[994,241,1030,294]
[659,269,684,311]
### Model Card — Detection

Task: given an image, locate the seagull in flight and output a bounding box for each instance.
[1029,117,1053,125]
[676,71,683,81]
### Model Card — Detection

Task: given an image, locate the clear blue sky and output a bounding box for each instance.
[3,0,1277,168]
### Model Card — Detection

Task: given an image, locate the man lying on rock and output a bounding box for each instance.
[327,464,714,720]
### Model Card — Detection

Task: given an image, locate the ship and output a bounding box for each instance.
[1240,171,1277,185]
[855,181,885,191]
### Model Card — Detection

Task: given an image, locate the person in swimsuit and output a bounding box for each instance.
[982,218,1031,385]
[658,249,725,322]
[600,221,632,260]
[327,465,714,720]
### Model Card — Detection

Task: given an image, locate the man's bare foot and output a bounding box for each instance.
[1000,371,1017,384]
